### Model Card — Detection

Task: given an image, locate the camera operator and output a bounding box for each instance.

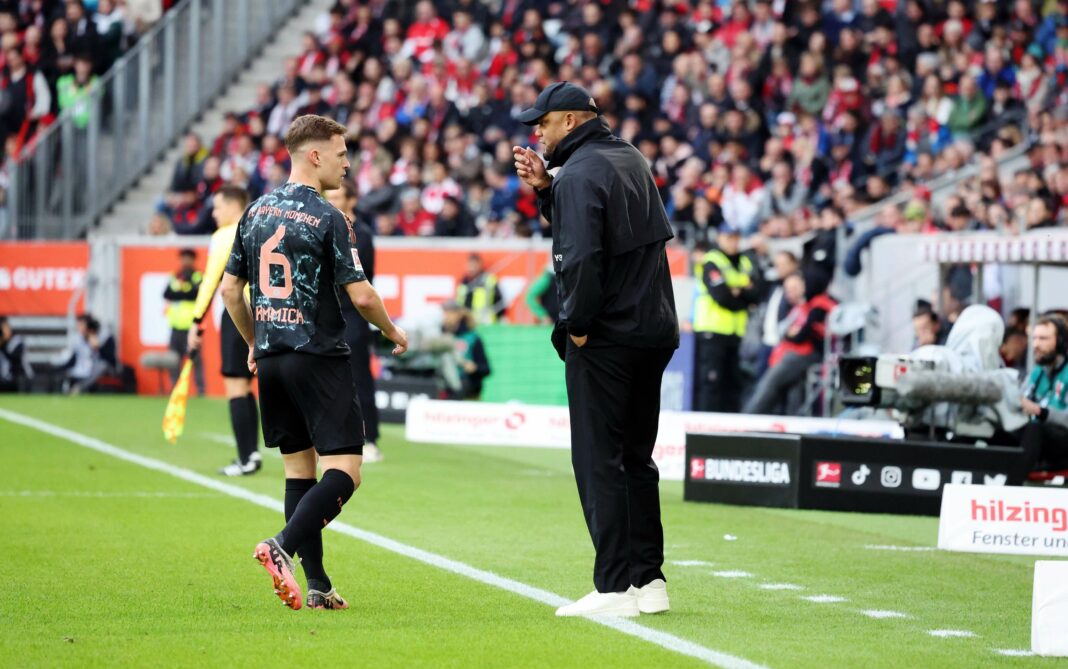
[1020,315,1068,480]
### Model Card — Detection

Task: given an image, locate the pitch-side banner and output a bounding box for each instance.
[0,242,88,315]
[938,484,1068,557]
[404,398,904,481]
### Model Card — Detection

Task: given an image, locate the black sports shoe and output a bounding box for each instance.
[219,451,262,477]
[307,587,349,610]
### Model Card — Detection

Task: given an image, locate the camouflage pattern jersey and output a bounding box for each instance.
[225,182,367,359]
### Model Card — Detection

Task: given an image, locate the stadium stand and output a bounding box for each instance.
[0,0,172,162]
[145,0,1066,247]
[6,0,1068,426]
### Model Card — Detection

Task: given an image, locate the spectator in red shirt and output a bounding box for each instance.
[403,1,448,63]
[396,189,434,236]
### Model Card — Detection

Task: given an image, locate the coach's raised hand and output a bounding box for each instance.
[512,146,551,191]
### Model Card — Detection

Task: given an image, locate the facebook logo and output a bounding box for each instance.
[950,471,973,485]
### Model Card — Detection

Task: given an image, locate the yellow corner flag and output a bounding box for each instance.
[162,357,194,444]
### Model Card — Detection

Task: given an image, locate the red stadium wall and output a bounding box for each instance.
[119,243,689,396]
[0,242,89,316]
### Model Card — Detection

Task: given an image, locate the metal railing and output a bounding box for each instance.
[4,0,307,240]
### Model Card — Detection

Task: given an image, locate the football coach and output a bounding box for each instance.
[513,82,679,617]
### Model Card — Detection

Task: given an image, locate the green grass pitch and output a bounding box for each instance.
[0,395,1057,668]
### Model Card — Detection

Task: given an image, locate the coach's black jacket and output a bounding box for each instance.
[537,117,679,357]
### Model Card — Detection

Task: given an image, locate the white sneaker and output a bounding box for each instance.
[627,579,669,614]
[363,443,383,463]
[555,590,639,617]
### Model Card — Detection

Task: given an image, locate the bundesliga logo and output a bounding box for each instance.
[690,458,706,480]
[815,462,842,488]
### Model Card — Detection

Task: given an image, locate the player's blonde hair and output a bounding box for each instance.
[284,115,347,154]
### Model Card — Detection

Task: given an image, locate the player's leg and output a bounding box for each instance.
[219,377,260,475]
[622,347,673,614]
[558,340,638,617]
[270,453,358,601]
[219,311,260,475]
[299,454,360,609]
[251,354,312,609]
[269,354,364,609]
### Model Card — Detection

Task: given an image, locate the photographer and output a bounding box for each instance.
[1020,315,1068,480]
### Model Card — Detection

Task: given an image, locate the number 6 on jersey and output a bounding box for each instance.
[259,225,293,299]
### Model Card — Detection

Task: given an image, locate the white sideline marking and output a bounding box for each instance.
[993,649,1034,657]
[863,545,936,552]
[759,583,804,591]
[860,610,909,620]
[802,595,848,604]
[0,490,220,498]
[928,630,977,638]
[0,409,766,669]
[671,560,713,567]
[711,571,753,578]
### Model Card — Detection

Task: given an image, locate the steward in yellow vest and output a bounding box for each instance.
[692,224,761,413]
[456,253,506,325]
[163,248,204,394]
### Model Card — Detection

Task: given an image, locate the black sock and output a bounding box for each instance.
[276,470,355,560]
[284,478,329,588]
[244,393,260,457]
[228,395,259,464]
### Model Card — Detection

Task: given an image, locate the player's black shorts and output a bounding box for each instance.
[220,311,254,379]
[257,352,364,456]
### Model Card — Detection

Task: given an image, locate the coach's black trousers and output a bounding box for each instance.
[565,339,674,594]
[343,312,380,444]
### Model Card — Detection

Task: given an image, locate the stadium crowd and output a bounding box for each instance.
[151,0,1068,244]
[0,0,171,159]
[140,0,1068,414]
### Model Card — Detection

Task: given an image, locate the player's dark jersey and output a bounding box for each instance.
[225,182,367,359]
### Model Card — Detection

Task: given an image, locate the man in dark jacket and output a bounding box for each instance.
[513,82,679,618]
[326,180,383,463]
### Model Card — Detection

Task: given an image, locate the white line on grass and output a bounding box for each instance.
[801,595,848,604]
[711,571,753,578]
[863,545,936,552]
[0,490,221,498]
[928,630,977,638]
[993,649,1034,657]
[671,560,713,567]
[758,583,804,591]
[0,409,766,669]
[859,610,909,620]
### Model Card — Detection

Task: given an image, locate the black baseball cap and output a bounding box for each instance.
[517,82,599,125]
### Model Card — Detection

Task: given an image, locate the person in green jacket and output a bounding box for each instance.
[56,53,96,129]
[525,262,560,324]
[441,301,491,400]
[947,74,988,139]
[787,53,830,117]
[1020,315,1068,480]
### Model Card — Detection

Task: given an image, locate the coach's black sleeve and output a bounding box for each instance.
[536,178,554,224]
[356,221,375,283]
[553,174,604,338]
